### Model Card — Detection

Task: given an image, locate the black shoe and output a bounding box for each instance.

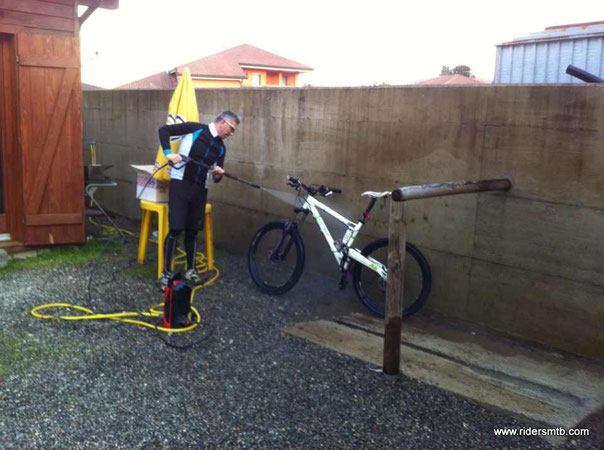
[185,269,206,285]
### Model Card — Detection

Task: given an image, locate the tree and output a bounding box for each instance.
[453,65,472,77]
[440,65,473,78]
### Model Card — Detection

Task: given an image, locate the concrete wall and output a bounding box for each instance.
[82,85,604,357]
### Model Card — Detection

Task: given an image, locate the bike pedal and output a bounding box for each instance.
[338,276,348,290]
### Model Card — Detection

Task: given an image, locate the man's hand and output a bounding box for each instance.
[166,153,182,164]
[212,166,225,176]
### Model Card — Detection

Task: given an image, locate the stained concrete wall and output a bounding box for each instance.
[82,85,604,357]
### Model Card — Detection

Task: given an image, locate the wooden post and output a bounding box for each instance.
[382,176,512,374]
[383,200,406,375]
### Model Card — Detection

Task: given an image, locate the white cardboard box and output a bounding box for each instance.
[131,164,169,203]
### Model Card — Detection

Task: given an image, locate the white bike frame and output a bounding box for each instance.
[298,194,387,280]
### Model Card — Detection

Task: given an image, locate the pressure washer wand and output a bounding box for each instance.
[176,155,262,189]
[222,172,262,189]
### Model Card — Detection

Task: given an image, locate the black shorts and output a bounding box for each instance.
[168,179,208,231]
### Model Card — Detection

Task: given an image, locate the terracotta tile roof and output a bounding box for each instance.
[176,44,313,78]
[416,74,490,85]
[117,71,178,90]
[116,44,312,89]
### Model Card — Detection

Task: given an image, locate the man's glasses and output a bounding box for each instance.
[223,119,236,133]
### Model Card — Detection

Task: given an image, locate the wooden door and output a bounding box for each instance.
[17,33,85,245]
[0,36,6,235]
[0,33,21,239]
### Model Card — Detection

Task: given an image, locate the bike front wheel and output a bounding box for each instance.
[248,221,305,295]
[352,238,431,318]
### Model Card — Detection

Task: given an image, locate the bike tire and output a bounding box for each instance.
[247,221,305,296]
[352,238,431,318]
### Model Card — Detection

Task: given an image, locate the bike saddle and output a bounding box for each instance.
[361,191,391,199]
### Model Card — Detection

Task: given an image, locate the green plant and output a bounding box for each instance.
[0,238,125,274]
[123,262,157,279]
[0,332,98,380]
[0,333,46,379]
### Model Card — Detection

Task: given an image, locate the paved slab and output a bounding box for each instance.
[286,312,604,443]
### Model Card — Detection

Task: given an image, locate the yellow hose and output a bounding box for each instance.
[31,302,201,333]
[31,269,220,333]
[33,221,220,333]
[87,217,135,237]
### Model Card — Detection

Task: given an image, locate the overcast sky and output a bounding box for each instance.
[79,0,604,88]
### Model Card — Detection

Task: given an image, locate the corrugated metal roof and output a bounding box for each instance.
[494,21,604,83]
[498,21,604,46]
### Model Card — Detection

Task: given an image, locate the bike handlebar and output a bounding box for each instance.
[287,176,342,197]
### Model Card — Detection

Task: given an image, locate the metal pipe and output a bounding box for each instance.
[566,65,604,83]
[391,177,512,202]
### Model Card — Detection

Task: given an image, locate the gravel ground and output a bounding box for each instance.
[0,222,601,449]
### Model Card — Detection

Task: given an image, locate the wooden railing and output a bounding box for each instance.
[383,177,513,375]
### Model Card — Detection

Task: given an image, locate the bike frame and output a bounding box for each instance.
[297,194,387,279]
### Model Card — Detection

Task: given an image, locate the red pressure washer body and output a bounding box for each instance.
[163,273,192,329]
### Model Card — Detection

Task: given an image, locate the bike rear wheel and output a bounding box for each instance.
[352,238,431,318]
[248,221,305,295]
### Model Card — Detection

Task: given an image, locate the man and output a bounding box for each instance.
[158,110,240,289]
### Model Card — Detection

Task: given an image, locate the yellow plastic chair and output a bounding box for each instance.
[137,200,214,278]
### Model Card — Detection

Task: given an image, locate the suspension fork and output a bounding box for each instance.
[273,203,310,260]
[271,215,305,262]
[273,222,294,260]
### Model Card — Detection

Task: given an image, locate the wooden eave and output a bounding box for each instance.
[78,0,119,26]
[78,0,119,9]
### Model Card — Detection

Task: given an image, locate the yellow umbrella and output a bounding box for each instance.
[153,67,199,181]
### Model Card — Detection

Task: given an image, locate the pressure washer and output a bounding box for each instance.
[162,272,192,329]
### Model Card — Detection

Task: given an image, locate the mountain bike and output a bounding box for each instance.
[247,176,432,317]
